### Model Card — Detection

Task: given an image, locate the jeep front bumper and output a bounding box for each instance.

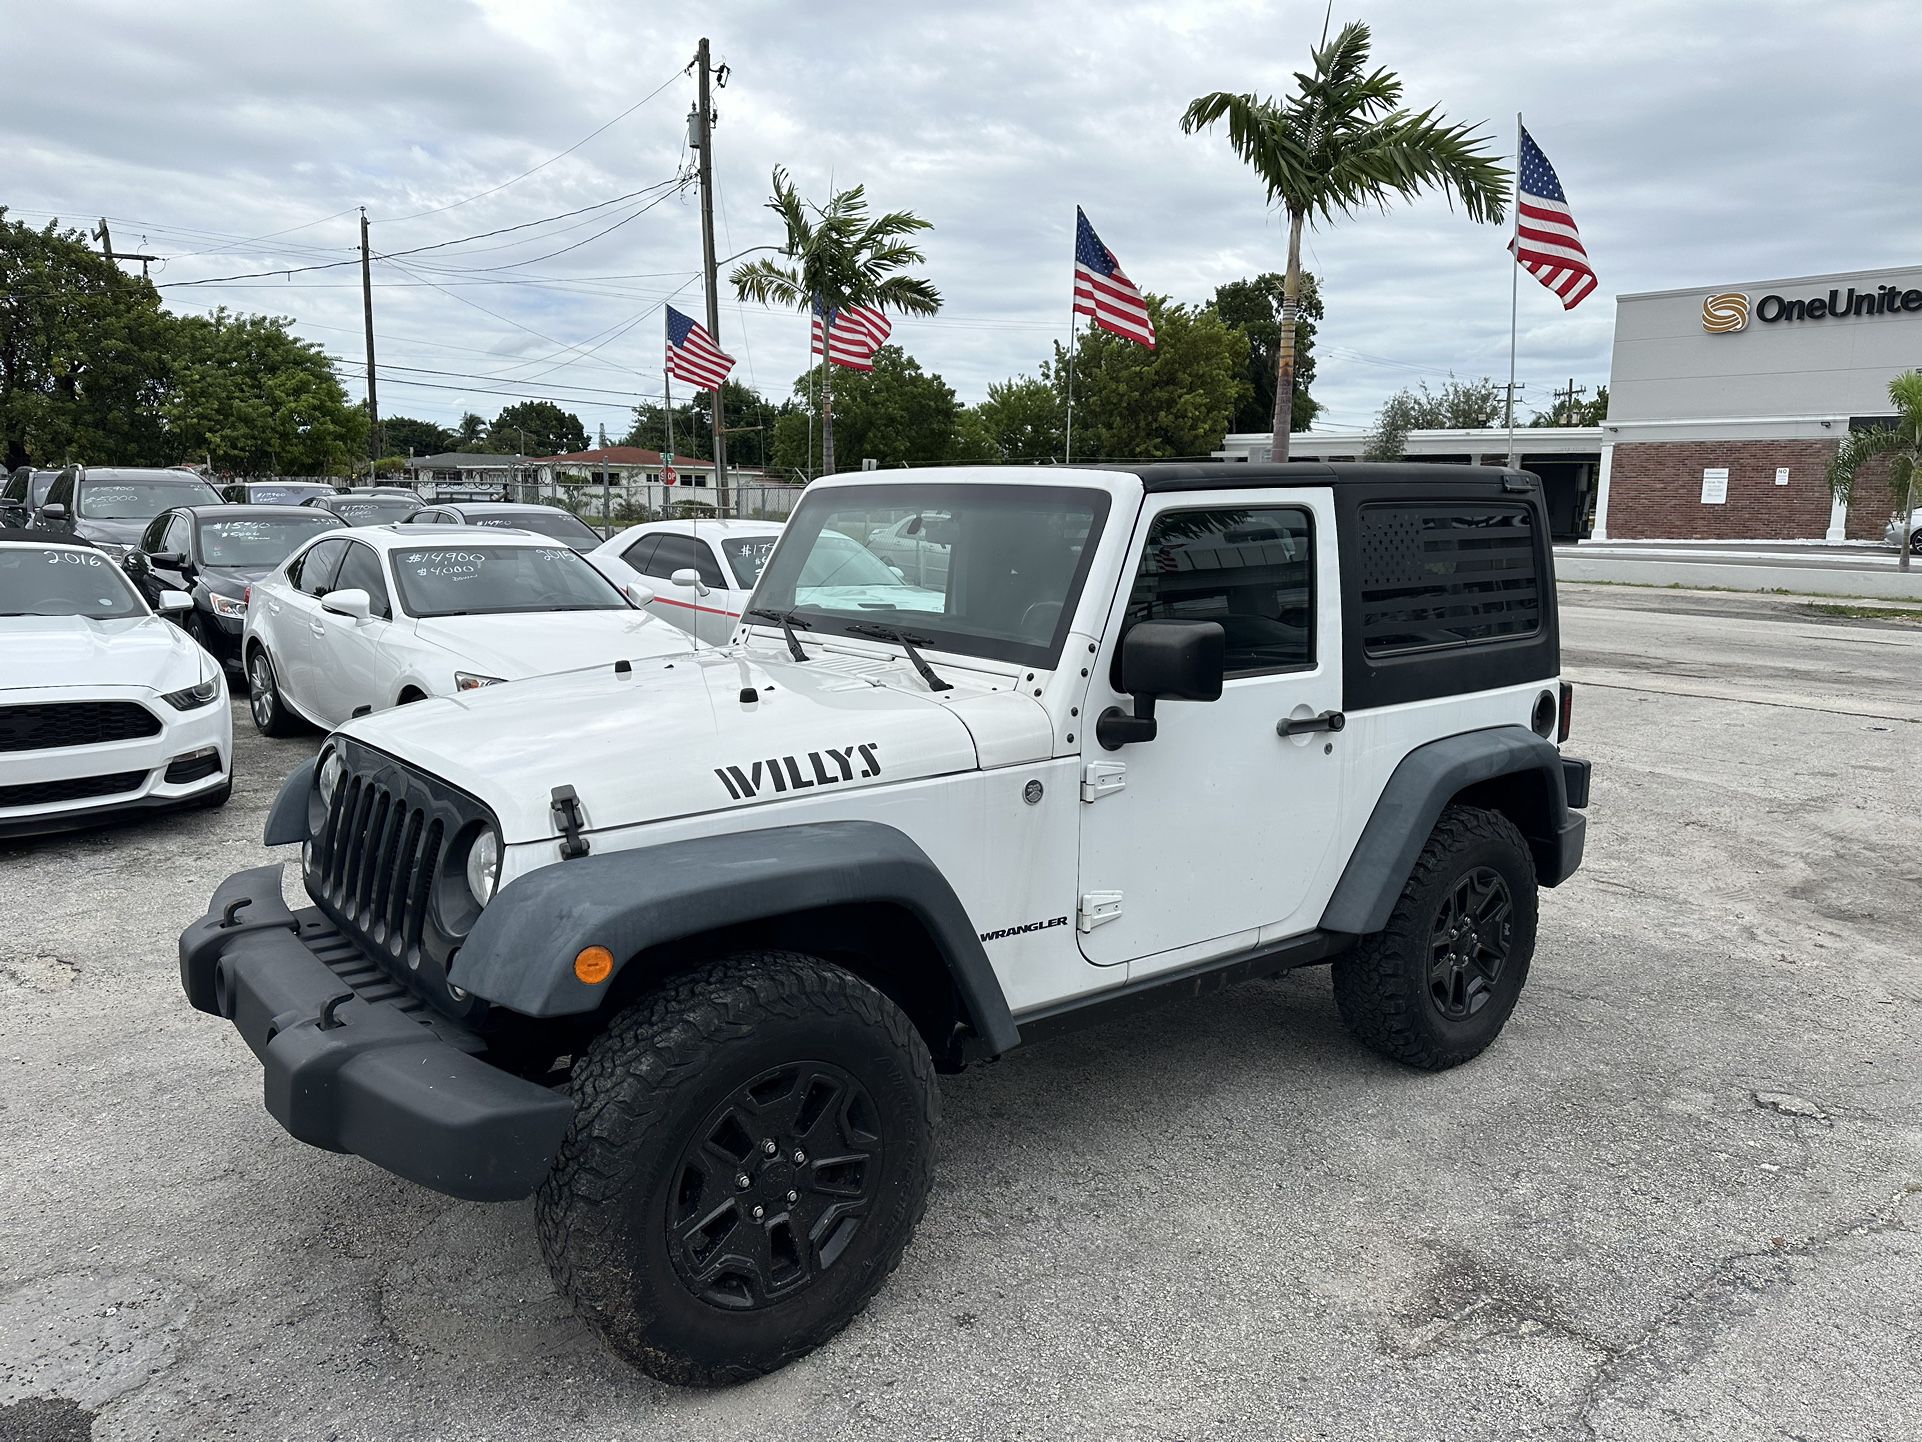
[179,864,574,1202]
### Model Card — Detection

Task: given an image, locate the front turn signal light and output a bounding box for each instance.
[575,946,615,985]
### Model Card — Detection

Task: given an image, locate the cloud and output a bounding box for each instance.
[4,0,1915,441]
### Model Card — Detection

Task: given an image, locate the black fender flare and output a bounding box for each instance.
[453,819,1019,1055]
[262,757,318,846]
[1320,726,1579,936]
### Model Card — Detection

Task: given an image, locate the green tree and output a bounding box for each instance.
[0,211,174,469]
[166,310,368,476]
[1212,271,1323,433]
[451,412,489,450]
[1830,369,1922,572]
[381,415,455,456]
[1363,375,1503,460]
[490,400,586,457]
[1529,384,1608,427]
[767,345,965,474]
[1052,297,1249,461]
[972,376,1064,463]
[1181,21,1508,461]
[731,167,941,477]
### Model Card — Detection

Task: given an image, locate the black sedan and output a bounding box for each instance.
[302,492,422,526]
[124,505,344,667]
[404,501,604,553]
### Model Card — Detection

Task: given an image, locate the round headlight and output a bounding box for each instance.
[317,749,343,806]
[465,828,501,904]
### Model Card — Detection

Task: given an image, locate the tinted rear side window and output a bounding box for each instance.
[1356,503,1541,656]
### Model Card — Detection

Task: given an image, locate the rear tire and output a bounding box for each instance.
[1909,529,1921,556]
[246,646,303,737]
[1332,805,1538,1071]
[536,952,938,1387]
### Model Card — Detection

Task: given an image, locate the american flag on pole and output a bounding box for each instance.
[1510,125,1598,310]
[1073,207,1156,348]
[812,297,892,371]
[665,305,735,389]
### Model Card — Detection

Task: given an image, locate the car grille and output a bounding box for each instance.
[305,738,493,1013]
[0,770,149,808]
[0,702,161,753]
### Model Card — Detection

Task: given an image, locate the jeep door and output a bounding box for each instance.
[1076,490,1344,972]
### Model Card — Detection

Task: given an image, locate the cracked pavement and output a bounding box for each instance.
[1,584,1917,1440]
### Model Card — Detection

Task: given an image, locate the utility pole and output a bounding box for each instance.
[93,219,159,279]
[690,38,729,511]
[359,209,380,479]
[1553,377,1587,425]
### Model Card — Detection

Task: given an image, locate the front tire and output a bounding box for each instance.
[537,952,938,1387]
[1332,806,1538,1071]
[246,646,302,737]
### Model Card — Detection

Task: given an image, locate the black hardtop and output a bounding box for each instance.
[0,527,98,548]
[1120,461,1539,494]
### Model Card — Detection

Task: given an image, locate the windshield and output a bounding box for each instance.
[388,544,629,618]
[0,545,144,618]
[750,483,1111,666]
[467,511,601,548]
[246,484,335,505]
[721,535,780,587]
[77,478,221,519]
[325,497,419,525]
[199,514,342,567]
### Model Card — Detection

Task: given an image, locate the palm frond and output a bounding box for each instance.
[730,258,807,308]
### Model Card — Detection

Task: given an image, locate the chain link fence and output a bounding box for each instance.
[504,480,807,534]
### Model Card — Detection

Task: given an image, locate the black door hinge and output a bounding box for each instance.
[550,785,591,859]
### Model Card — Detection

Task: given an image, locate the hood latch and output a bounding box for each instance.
[550,785,591,859]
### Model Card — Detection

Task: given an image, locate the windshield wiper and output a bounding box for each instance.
[745,606,812,663]
[843,622,953,693]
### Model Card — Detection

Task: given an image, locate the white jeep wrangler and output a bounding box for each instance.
[181,462,1589,1386]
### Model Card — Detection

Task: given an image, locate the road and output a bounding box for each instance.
[2,588,1918,1441]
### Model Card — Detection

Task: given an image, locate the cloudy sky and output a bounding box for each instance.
[7,0,1917,448]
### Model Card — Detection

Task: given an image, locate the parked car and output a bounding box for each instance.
[0,467,62,524]
[1884,512,1921,554]
[220,481,342,506]
[240,526,691,733]
[28,466,223,560]
[0,528,231,837]
[592,519,786,645]
[363,486,423,501]
[302,492,422,526]
[406,502,603,554]
[863,507,955,588]
[125,505,344,670]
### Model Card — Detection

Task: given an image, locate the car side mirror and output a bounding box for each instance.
[320,588,373,623]
[156,591,194,613]
[669,567,711,597]
[623,582,655,608]
[150,551,185,568]
[1096,621,1225,750]
[40,502,67,519]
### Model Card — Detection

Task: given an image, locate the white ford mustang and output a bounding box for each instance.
[240,525,694,733]
[0,529,231,838]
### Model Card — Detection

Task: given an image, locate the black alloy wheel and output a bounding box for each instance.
[1427,867,1514,1020]
[665,1061,882,1311]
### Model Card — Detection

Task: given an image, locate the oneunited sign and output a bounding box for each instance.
[1704,280,1922,332]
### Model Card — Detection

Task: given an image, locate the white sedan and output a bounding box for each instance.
[1,531,231,837]
[241,526,691,734]
[591,518,782,645]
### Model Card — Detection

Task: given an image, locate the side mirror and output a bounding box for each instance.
[320,588,373,623]
[623,582,656,608]
[1096,621,1225,750]
[156,591,194,613]
[669,567,711,597]
[40,502,67,519]
[150,551,185,568]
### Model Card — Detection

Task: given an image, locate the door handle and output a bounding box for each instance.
[1276,710,1345,738]
[309,622,327,637]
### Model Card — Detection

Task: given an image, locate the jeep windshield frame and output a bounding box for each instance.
[748,482,1112,669]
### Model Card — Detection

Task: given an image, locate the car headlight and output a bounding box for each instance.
[464,828,501,904]
[95,541,130,560]
[160,676,222,711]
[207,592,247,619]
[317,748,343,806]
[454,672,506,691]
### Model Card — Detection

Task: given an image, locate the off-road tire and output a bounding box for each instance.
[536,952,938,1387]
[1333,805,1538,1071]
[245,645,303,738]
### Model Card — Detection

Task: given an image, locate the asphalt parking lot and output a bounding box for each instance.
[2,585,1918,1442]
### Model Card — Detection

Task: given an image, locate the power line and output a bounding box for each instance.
[376,67,688,223]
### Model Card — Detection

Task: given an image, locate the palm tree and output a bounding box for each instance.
[1181,21,1510,463]
[1830,369,1922,572]
[731,168,940,477]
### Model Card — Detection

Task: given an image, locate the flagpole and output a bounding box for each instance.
[1065,210,1077,465]
[664,359,674,512]
[1506,112,1522,469]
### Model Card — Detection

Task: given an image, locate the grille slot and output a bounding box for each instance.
[0,702,160,753]
[0,770,149,808]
